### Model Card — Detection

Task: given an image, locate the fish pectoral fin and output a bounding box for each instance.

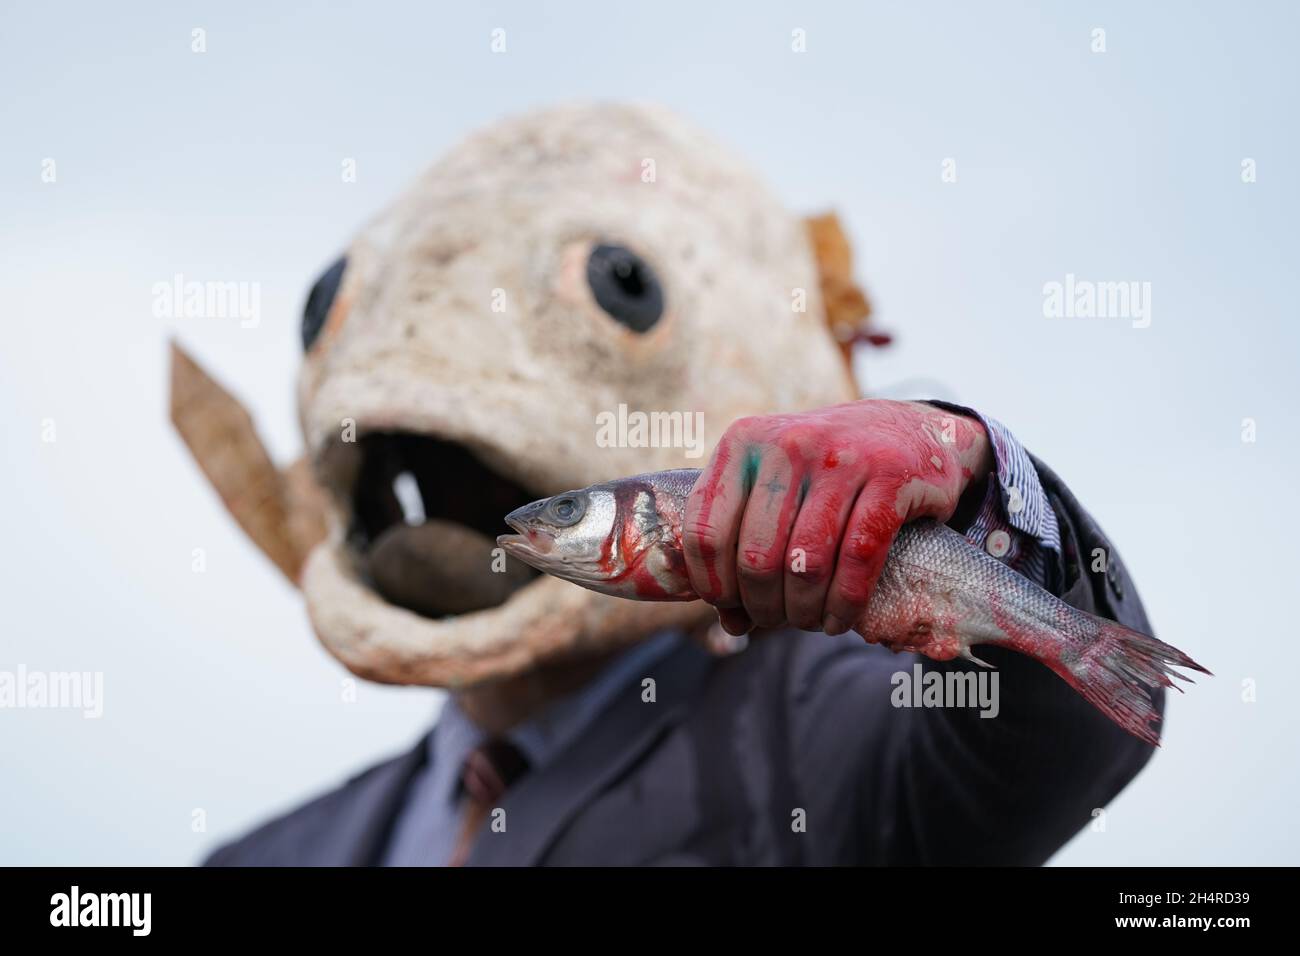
[960,646,997,669]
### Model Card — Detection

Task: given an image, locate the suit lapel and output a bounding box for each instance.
[333,734,430,866]
[468,639,714,866]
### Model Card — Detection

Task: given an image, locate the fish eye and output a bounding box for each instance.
[547,495,585,527]
[586,243,664,333]
[302,255,347,351]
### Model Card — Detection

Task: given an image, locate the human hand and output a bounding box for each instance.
[682,399,993,636]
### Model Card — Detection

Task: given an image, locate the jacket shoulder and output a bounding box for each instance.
[202,738,426,867]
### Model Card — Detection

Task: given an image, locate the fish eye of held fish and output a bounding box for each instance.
[545,494,586,527]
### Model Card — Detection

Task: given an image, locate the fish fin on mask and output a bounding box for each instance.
[169,340,323,585]
[282,454,330,570]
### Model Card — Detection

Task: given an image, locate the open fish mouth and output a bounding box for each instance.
[497,527,557,559]
[314,430,542,618]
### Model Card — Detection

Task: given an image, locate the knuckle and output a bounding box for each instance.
[843,510,900,564]
[777,421,828,456]
[737,549,782,580]
[774,423,807,450]
[726,415,765,441]
[789,546,832,582]
[841,534,884,567]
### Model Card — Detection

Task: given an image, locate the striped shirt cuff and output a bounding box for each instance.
[973,413,1061,554]
[921,401,1061,588]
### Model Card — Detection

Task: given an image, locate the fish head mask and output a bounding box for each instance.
[173,102,872,687]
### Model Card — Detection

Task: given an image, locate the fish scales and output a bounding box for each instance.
[498,468,1209,745]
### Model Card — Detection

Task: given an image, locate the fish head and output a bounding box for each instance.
[499,475,696,602]
[498,487,620,591]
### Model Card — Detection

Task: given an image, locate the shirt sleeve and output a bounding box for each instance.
[922,400,1061,589]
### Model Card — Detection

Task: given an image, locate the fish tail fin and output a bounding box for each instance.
[1042,619,1211,747]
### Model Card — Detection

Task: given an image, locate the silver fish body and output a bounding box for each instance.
[499,468,1209,744]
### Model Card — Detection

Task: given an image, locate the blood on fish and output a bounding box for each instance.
[499,467,1210,747]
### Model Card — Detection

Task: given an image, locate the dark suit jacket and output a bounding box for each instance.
[205,459,1160,866]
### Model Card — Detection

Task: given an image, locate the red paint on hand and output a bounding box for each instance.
[682,399,993,635]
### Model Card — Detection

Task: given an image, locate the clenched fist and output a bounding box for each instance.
[682,399,994,636]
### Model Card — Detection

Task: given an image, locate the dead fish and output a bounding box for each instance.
[497,468,1209,745]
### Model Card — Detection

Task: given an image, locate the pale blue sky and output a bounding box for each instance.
[2,1,1296,864]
